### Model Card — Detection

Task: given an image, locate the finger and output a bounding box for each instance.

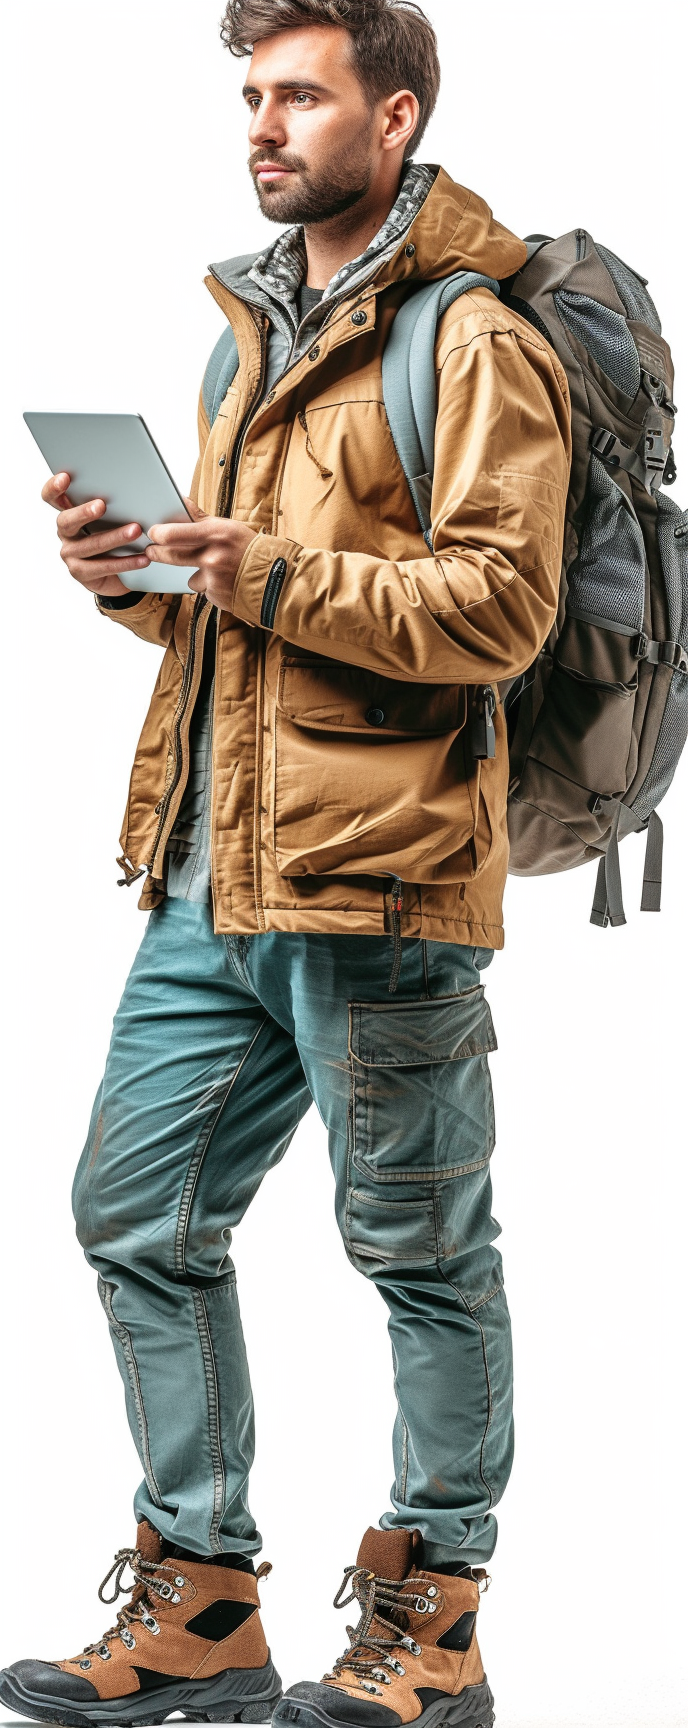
[67,553,151,581]
[146,542,208,567]
[186,569,208,592]
[147,520,212,545]
[42,472,73,509]
[56,498,108,539]
[60,521,145,559]
[183,496,208,522]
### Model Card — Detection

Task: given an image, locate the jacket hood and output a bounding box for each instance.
[401,166,527,285]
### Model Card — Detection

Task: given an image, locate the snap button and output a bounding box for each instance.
[308,345,321,361]
[351,309,367,326]
[405,243,416,257]
[218,455,226,466]
[365,706,386,727]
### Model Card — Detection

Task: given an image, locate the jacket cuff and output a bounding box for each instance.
[232,534,299,632]
[97,590,146,611]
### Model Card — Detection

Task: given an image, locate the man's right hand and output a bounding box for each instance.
[42,472,152,598]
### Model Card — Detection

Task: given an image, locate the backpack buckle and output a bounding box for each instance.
[644,424,669,487]
[591,427,620,465]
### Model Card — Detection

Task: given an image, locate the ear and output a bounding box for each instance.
[380,89,419,156]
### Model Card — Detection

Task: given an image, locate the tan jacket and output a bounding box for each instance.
[102,169,571,949]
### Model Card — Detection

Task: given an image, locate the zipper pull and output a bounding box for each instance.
[470,685,497,759]
[116,854,145,888]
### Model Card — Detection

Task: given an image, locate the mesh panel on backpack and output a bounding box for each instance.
[595,243,662,332]
[566,454,645,629]
[555,291,641,397]
[504,228,685,924]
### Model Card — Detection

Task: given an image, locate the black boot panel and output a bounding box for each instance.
[280,1682,402,1727]
[4,1661,100,1703]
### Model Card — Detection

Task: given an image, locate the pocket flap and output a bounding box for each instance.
[349,987,497,1067]
[277,658,467,736]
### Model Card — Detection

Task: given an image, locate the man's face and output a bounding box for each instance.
[244,25,378,226]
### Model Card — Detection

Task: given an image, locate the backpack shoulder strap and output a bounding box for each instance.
[381,270,500,548]
[202,324,240,429]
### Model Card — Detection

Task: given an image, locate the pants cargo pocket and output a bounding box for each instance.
[344,989,498,1275]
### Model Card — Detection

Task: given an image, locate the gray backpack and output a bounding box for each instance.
[203,235,687,927]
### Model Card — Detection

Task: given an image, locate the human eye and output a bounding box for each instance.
[290,91,315,107]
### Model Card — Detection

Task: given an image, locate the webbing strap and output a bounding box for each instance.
[641,810,664,912]
[590,805,627,928]
[381,271,500,549]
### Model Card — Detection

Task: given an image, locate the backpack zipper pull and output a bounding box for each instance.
[470,685,497,759]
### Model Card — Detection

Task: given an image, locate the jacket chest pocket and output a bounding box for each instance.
[349,988,497,1186]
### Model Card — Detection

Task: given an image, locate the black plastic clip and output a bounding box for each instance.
[663,446,677,486]
[470,685,497,759]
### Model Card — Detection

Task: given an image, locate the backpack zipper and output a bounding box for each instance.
[576,228,587,262]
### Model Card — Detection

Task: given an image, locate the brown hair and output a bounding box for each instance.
[220,0,440,159]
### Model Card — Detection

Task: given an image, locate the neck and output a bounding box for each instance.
[303,169,404,290]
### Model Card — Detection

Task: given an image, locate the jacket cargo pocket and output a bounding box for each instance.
[344,990,497,1273]
[273,657,484,884]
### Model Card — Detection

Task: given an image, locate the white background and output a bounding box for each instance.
[1,3,686,1726]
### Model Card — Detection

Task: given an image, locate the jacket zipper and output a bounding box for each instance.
[576,228,587,262]
[146,595,208,875]
[389,878,404,994]
[149,317,269,890]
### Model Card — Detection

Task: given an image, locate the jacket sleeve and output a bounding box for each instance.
[231,323,572,685]
[96,385,211,647]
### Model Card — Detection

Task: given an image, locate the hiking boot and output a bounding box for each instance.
[0,1519,281,1727]
[274,1528,493,1728]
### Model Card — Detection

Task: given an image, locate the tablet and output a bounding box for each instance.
[24,411,199,593]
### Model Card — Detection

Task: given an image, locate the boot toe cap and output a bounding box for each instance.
[1,1659,101,1704]
[282,1682,401,1726]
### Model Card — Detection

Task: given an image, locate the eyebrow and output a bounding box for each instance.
[242,79,330,98]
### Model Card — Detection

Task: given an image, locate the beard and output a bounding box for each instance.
[249,137,374,227]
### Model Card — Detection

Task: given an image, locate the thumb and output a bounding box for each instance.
[184,495,207,522]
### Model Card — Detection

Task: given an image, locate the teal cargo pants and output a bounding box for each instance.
[72,899,513,1566]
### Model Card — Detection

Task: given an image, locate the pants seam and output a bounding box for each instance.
[437,1263,495,1512]
[469,1282,503,1312]
[175,1016,269,1277]
[191,1286,226,1555]
[98,1276,164,1511]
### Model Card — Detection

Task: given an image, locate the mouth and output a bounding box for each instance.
[255,164,296,182]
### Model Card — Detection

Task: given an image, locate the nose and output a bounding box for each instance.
[248,93,287,151]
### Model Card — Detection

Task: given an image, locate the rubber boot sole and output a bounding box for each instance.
[0,1656,282,1728]
[273,1680,495,1728]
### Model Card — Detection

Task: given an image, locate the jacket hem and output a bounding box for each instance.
[209,903,503,949]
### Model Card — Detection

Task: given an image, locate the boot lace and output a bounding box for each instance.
[74,1547,190,1668]
[326,1565,437,1696]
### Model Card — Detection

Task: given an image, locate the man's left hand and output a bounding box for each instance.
[146,500,256,610]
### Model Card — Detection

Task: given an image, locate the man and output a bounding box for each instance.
[0,4,571,1727]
